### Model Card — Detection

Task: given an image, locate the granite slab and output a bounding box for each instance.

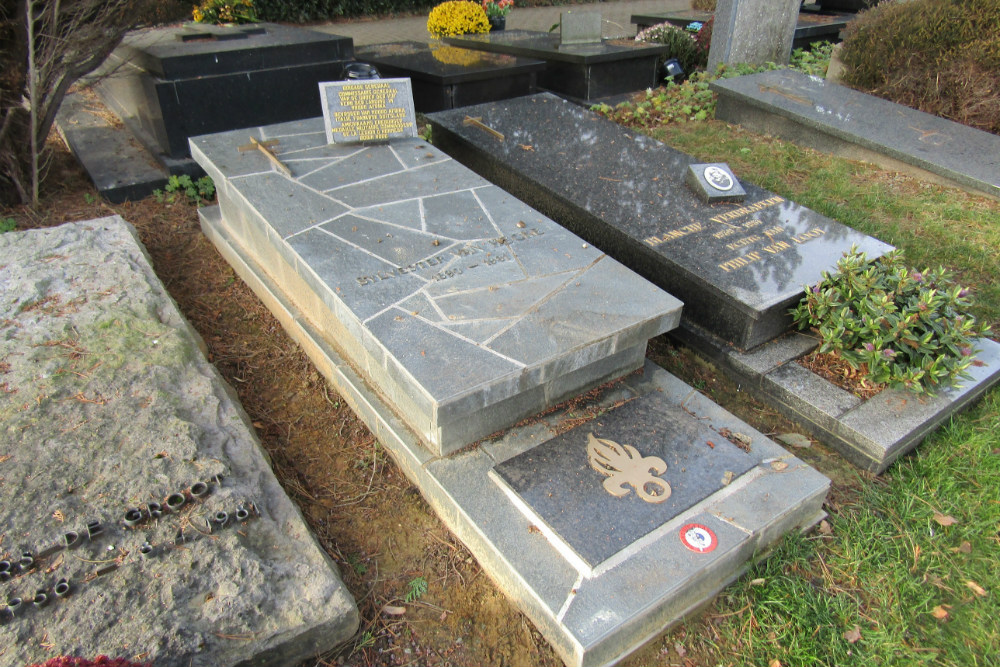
[0,217,357,666]
[190,118,682,455]
[354,42,544,112]
[442,30,667,101]
[711,69,1000,199]
[428,93,891,350]
[674,322,1000,473]
[195,209,831,666]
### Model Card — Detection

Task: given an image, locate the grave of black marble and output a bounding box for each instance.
[711,69,1000,199]
[190,117,682,456]
[96,23,354,160]
[428,93,891,350]
[354,42,545,112]
[320,78,417,143]
[442,30,668,102]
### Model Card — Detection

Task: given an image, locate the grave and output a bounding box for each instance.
[442,30,668,102]
[0,216,358,665]
[428,93,891,351]
[189,90,830,665]
[427,93,1000,472]
[631,8,852,50]
[354,42,545,112]
[711,69,1000,200]
[189,117,683,456]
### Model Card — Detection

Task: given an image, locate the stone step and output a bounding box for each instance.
[190,118,682,456]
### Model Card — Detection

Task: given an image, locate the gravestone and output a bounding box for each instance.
[711,69,1000,199]
[443,30,667,102]
[96,23,354,160]
[0,217,358,666]
[428,93,891,350]
[354,42,544,112]
[190,117,683,455]
[708,0,801,69]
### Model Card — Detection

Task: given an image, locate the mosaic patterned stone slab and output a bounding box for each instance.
[191,119,682,455]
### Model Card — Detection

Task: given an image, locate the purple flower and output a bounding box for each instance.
[910,271,923,282]
[812,284,821,293]
[961,347,973,357]
[882,349,896,358]
[863,342,875,352]
[958,288,969,298]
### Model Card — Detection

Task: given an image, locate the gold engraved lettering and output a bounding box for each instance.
[587,433,671,504]
[333,82,413,141]
[713,228,738,239]
[762,225,784,237]
[725,234,762,251]
[709,196,785,225]
[791,227,826,244]
[718,250,763,273]
[764,240,791,254]
[742,218,763,229]
[643,222,704,247]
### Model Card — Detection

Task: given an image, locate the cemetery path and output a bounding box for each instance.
[3,137,852,667]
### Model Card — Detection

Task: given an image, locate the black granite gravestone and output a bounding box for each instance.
[97,23,354,160]
[429,93,891,350]
[443,30,667,102]
[354,42,544,112]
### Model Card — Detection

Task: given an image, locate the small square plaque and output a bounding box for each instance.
[319,78,418,144]
[685,162,747,203]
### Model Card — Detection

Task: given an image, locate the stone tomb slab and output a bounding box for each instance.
[96,23,354,159]
[711,70,1000,199]
[354,42,545,113]
[631,9,853,50]
[189,209,832,667]
[190,118,682,455]
[428,93,891,350]
[0,217,357,666]
[442,30,667,102]
[493,394,759,573]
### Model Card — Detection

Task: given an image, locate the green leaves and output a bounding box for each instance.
[791,247,991,395]
[405,576,428,602]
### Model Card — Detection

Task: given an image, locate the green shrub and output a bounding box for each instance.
[840,0,1000,134]
[253,0,438,21]
[0,217,15,233]
[635,21,707,75]
[790,247,991,395]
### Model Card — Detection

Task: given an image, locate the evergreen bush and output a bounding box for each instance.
[839,0,1000,134]
[253,0,438,22]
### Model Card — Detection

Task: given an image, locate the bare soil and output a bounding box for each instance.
[2,137,861,667]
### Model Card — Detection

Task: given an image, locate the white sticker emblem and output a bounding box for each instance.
[703,166,734,192]
[680,523,718,553]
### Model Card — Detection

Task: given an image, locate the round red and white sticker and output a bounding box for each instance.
[679,523,718,554]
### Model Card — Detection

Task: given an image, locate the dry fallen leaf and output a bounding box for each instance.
[673,642,687,658]
[771,461,789,471]
[966,580,987,597]
[844,625,862,643]
[931,605,951,620]
[957,541,972,554]
[769,659,782,667]
[721,471,735,485]
[933,512,958,527]
[775,433,812,448]
[750,578,766,586]
[382,605,407,616]
[819,520,833,535]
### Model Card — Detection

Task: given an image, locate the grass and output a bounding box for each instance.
[616,95,1000,667]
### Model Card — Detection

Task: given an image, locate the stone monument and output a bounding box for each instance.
[708,0,801,69]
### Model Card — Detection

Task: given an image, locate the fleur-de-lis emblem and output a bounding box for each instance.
[586,433,671,504]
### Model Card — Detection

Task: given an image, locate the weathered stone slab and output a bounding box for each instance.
[191,118,682,455]
[673,323,1000,473]
[442,30,667,101]
[712,69,1000,199]
[0,216,358,666]
[428,93,891,350]
[193,212,830,666]
[354,42,544,113]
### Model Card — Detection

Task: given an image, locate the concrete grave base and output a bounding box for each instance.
[201,204,830,667]
[0,217,358,666]
[674,322,1000,474]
